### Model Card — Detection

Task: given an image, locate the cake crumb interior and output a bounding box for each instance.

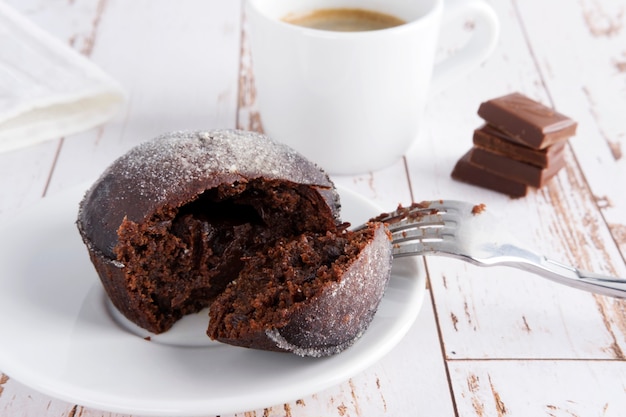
[114,178,337,333]
[207,227,374,342]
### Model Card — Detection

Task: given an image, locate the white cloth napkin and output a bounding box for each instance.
[0,2,125,153]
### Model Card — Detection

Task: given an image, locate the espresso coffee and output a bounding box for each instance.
[283,8,406,32]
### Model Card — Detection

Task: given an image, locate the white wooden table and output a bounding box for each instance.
[1,0,625,416]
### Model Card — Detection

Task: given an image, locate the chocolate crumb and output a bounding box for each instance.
[472,203,487,215]
[370,201,434,225]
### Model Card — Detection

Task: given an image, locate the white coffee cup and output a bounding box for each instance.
[246,0,499,174]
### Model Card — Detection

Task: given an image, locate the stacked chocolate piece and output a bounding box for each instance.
[451,92,577,197]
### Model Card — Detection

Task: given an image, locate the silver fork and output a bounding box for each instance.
[359,200,626,299]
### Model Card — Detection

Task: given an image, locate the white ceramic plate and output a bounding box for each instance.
[0,183,425,416]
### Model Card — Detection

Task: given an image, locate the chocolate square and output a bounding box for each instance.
[451,149,529,198]
[477,92,577,149]
[469,146,565,187]
[473,124,566,168]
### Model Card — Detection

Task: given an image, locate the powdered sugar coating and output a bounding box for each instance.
[77,130,340,258]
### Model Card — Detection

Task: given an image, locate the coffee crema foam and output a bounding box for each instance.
[282,8,406,32]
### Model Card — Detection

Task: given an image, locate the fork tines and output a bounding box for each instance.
[380,202,447,243]
[366,201,466,258]
[358,200,481,257]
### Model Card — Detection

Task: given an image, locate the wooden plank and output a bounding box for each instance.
[450,359,626,417]
[0,142,58,218]
[0,373,76,417]
[428,256,626,360]
[330,159,414,217]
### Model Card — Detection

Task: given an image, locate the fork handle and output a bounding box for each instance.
[516,256,626,299]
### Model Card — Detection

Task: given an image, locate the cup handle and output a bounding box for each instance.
[430,0,500,96]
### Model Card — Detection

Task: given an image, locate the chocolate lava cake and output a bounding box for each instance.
[77,130,392,356]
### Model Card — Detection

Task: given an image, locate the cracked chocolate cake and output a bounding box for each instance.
[77,130,392,356]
